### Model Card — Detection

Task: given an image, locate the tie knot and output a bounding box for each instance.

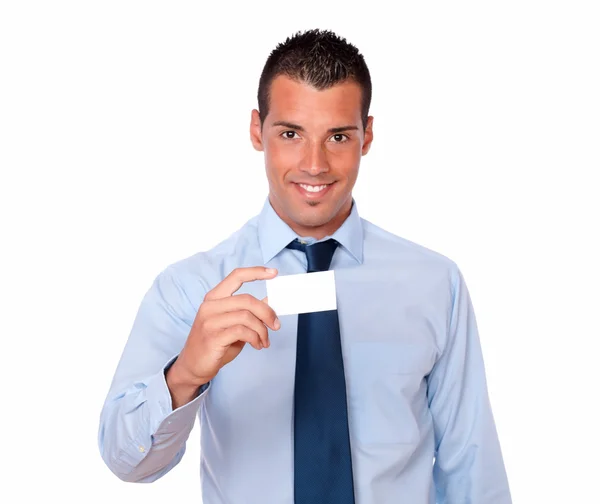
[286,238,339,272]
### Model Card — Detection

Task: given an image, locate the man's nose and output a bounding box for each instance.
[300,141,330,175]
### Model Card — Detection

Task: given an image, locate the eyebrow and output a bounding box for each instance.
[272,121,359,134]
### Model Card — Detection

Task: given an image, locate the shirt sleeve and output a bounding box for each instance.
[97,266,210,483]
[427,264,512,503]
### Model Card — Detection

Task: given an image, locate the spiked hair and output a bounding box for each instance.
[257,29,372,130]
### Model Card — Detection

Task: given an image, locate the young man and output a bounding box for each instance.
[98,29,512,503]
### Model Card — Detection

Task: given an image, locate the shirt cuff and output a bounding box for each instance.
[143,354,211,438]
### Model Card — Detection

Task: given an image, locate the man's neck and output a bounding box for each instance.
[270,195,353,240]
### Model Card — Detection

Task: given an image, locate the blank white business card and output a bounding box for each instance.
[266,270,337,316]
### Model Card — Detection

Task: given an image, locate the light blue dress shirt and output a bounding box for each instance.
[98,197,512,503]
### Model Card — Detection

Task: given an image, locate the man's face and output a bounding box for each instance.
[250,75,373,239]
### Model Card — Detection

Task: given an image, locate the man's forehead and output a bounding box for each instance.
[269,74,361,100]
[267,75,362,126]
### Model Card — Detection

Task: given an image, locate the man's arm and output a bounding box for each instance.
[427,264,512,503]
[98,264,279,483]
[97,267,210,483]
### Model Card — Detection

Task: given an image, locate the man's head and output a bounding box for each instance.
[250,29,374,239]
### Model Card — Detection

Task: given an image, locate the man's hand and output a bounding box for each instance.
[166,267,279,408]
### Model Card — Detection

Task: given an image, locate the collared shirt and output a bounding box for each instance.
[98,197,512,503]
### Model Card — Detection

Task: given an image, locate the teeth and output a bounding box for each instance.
[299,184,329,192]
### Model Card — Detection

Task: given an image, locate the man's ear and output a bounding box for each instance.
[361,116,374,156]
[250,109,264,152]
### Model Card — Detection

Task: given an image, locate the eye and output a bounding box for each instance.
[330,133,349,143]
[280,131,300,140]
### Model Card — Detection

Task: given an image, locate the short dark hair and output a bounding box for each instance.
[257,28,372,131]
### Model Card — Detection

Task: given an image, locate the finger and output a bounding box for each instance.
[214,293,280,331]
[218,324,263,351]
[205,267,278,301]
[207,310,269,348]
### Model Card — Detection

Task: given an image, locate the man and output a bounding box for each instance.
[98,28,512,503]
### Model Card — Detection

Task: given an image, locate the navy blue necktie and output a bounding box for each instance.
[286,238,355,504]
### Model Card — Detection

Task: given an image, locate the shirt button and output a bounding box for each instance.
[138,446,146,453]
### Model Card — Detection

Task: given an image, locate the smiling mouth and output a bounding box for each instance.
[292,182,335,201]
[297,183,331,192]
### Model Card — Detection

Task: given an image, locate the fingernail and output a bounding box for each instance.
[266,268,277,274]
[274,317,281,330]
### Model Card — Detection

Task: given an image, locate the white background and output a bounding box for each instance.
[1,1,598,502]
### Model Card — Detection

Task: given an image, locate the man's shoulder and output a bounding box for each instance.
[160,214,261,282]
[361,217,458,272]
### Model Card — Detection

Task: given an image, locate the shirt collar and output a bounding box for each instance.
[257,196,364,265]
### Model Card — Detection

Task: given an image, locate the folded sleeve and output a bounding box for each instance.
[97,266,210,482]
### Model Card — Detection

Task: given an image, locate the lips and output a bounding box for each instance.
[293,181,335,199]
[297,183,330,193]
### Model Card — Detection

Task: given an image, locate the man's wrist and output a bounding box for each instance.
[165,359,209,409]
